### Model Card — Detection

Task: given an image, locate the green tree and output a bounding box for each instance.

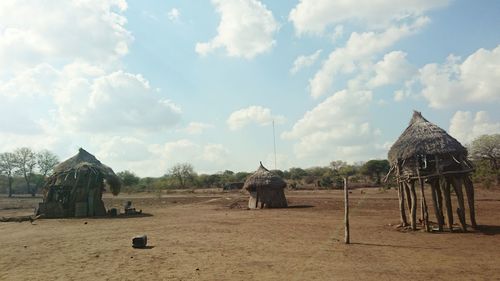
[0,152,17,197]
[330,160,347,172]
[168,163,196,188]
[470,134,500,185]
[361,159,390,185]
[331,160,357,187]
[117,170,140,186]
[270,169,284,178]
[288,167,308,181]
[234,172,250,182]
[13,147,37,196]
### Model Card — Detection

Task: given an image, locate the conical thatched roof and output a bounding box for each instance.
[53,148,121,195]
[388,111,466,163]
[243,162,286,191]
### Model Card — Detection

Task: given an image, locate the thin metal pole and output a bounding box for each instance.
[273,120,277,170]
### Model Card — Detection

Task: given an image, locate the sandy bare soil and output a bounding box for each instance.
[1,188,500,281]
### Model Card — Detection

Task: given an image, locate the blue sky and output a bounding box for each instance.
[0,0,499,176]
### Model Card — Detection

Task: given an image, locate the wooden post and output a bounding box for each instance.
[255,190,259,209]
[396,162,408,227]
[419,178,430,232]
[404,183,412,212]
[434,179,445,230]
[450,176,467,232]
[344,177,350,244]
[463,175,477,229]
[442,178,454,232]
[430,180,444,231]
[398,183,408,227]
[407,181,417,231]
[415,161,430,232]
[432,155,445,231]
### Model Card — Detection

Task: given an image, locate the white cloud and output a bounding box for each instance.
[149,140,231,175]
[184,122,214,135]
[309,18,429,98]
[227,106,285,130]
[15,64,182,134]
[94,136,152,162]
[0,0,132,74]
[168,8,180,22]
[264,153,291,171]
[290,49,322,74]
[195,0,278,59]
[419,45,500,108]
[201,144,229,163]
[282,90,382,161]
[289,0,448,35]
[0,1,190,177]
[331,25,344,42]
[449,111,500,144]
[283,90,372,139]
[368,51,415,88]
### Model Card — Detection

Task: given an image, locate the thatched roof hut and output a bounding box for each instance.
[389,111,467,165]
[38,148,121,218]
[388,111,476,232]
[243,162,287,209]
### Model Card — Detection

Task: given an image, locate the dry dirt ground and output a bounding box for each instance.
[1,188,500,281]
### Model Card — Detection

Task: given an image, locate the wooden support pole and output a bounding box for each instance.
[396,162,408,227]
[344,177,350,244]
[415,161,430,232]
[430,180,444,231]
[450,176,467,232]
[463,175,478,229]
[404,183,412,212]
[442,178,454,232]
[407,181,417,231]
[398,183,408,227]
[434,179,445,230]
[419,178,430,232]
[433,155,445,231]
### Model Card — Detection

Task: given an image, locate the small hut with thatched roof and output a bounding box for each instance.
[38,148,121,218]
[243,162,287,209]
[388,111,476,232]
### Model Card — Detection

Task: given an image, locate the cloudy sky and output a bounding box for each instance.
[1,0,499,176]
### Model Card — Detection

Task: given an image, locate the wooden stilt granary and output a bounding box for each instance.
[388,111,477,232]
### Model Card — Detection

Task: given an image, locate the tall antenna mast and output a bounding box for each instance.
[273,119,277,170]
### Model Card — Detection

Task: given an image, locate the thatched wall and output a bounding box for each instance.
[39,148,121,218]
[244,163,287,209]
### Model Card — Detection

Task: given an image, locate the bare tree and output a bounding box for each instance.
[13,147,37,196]
[168,163,195,188]
[0,152,17,197]
[37,150,59,178]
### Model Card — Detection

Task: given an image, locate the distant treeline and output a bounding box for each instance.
[118,160,392,192]
[0,147,59,197]
[1,134,498,195]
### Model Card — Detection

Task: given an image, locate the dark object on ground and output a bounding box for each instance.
[223,182,244,190]
[124,201,142,215]
[108,208,118,217]
[132,235,147,248]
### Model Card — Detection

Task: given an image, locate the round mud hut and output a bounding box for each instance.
[37,148,121,218]
[388,111,476,232]
[243,162,288,209]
